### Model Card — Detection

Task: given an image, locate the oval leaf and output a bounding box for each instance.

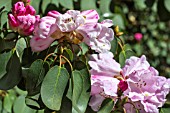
[59,0,73,9]
[13,96,36,113]
[98,98,114,113]
[0,51,12,79]
[41,65,69,110]
[0,52,21,90]
[26,59,45,96]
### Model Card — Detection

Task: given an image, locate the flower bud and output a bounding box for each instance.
[134,32,143,41]
[118,80,128,92]
[12,2,26,16]
[8,14,18,31]
[25,5,36,15]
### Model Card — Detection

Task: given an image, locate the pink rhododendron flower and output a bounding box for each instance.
[12,2,26,16]
[88,52,122,111]
[134,32,143,41]
[48,10,86,37]
[80,10,99,24]
[123,55,170,113]
[89,94,105,111]
[8,1,39,36]
[30,14,58,52]
[77,19,114,53]
[30,36,55,52]
[17,14,39,36]
[89,52,121,76]
[48,10,99,38]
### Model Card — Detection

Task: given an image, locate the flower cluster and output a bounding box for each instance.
[88,53,170,113]
[8,1,39,36]
[8,1,170,113]
[29,9,114,52]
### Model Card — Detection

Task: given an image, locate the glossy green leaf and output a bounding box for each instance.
[41,65,69,110]
[81,0,97,10]
[0,99,2,111]
[0,11,8,28]
[57,96,72,113]
[72,71,83,104]
[73,60,87,70]
[119,50,135,67]
[98,98,114,113]
[70,69,90,113]
[134,0,146,10]
[0,51,12,79]
[59,0,73,9]
[110,37,118,54]
[160,108,170,113]
[26,59,45,96]
[157,0,170,21]
[16,38,27,60]
[52,0,59,7]
[30,0,41,14]
[65,49,73,61]
[164,0,170,12]
[100,0,111,13]
[25,94,41,109]
[112,14,125,29]
[78,42,89,56]
[13,96,36,113]
[0,52,21,90]
[0,0,12,11]
[3,90,16,112]
[0,35,16,52]
[119,50,126,67]
[41,0,51,13]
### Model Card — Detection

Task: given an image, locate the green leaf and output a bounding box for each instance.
[30,0,41,14]
[119,50,126,67]
[13,96,36,113]
[160,108,170,113]
[134,0,146,10]
[69,69,90,113]
[3,91,16,113]
[72,71,83,104]
[16,38,27,60]
[110,38,118,54]
[0,34,16,52]
[119,49,135,67]
[25,94,41,109]
[0,51,12,79]
[0,52,21,90]
[56,96,72,113]
[41,0,51,13]
[164,0,170,12]
[59,0,73,9]
[100,0,111,14]
[112,14,125,29]
[65,49,73,61]
[0,99,2,111]
[41,65,69,110]
[81,0,97,10]
[157,0,170,21]
[98,98,114,113]
[0,0,12,11]
[78,42,89,56]
[0,11,8,28]
[73,61,87,70]
[52,0,59,7]
[26,59,45,96]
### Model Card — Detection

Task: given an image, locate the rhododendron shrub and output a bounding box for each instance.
[0,0,169,113]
